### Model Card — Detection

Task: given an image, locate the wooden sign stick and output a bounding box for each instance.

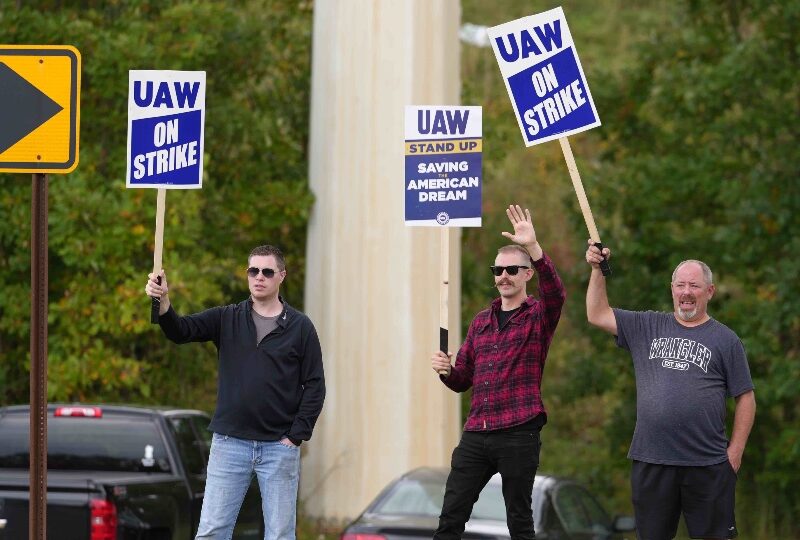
[151,188,166,323]
[439,227,450,374]
[558,137,611,276]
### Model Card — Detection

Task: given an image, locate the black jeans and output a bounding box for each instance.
[434,429,541,540]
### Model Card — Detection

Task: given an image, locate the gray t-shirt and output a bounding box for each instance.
[252,310,280,345]
[614,309,754,466]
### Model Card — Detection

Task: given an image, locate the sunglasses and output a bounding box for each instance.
[247,267,278,278]
[490,265,530,277]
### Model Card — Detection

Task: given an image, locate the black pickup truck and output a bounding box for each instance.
[0,404,262,539]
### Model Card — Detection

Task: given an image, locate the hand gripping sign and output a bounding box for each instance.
[488,7,610,275]
[405,106,482,371]
[126,70,207,321]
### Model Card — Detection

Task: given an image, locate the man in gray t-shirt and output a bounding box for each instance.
[585,242,756,540]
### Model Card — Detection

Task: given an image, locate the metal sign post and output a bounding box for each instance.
[30,172,48,540]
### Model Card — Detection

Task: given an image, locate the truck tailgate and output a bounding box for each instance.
[0,470,92,540]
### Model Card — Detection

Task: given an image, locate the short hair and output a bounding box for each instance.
[497,245,534,266]
[672,259,713,285]
[249,245,286,271]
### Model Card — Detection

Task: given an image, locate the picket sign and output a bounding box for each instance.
[487,7,611,275]
[405,106,483,371]
[126,70,207,320]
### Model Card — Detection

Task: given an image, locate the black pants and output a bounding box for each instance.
[631,460,738,540]
[434,429,541,540]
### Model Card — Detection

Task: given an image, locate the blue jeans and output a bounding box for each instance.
[196,433,301,540]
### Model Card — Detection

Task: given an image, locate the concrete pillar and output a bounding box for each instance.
[302,0,462,521]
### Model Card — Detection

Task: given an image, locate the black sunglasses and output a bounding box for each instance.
[490,265,530,276]
[247,267,278,278]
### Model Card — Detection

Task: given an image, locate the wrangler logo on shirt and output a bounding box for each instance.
[649,337,711,373]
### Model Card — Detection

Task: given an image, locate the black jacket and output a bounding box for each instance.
[159,297,325,442]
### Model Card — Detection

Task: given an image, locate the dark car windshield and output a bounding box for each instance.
[375,479,506,521]
[0,412,172,473]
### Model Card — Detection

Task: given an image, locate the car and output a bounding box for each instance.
[340,466,635,540]
[0,403,262,539]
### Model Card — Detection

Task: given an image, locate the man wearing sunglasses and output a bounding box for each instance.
[431,205,565,540]
[145,244,325,540]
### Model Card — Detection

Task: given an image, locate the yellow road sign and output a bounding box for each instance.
[0,45,81,173]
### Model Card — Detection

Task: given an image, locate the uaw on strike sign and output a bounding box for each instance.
[127,70,206,188]
[404,106,482,227]
[488,7,600,146]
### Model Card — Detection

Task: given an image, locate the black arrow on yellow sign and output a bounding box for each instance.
[0,62,64,154]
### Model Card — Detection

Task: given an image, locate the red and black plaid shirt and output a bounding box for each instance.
[443,253,565,431]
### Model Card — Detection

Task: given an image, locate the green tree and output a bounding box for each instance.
[0,0,314,407]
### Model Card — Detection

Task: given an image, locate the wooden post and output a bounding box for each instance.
[150,188,166,322]
[439,228,449,374]
[559,137,611,275]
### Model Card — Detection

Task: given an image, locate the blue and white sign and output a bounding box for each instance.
[126,70,206,188]
[488,7,600,146]
[404,106,482,227]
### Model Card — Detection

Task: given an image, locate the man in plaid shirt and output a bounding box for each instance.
[431,204,565,540]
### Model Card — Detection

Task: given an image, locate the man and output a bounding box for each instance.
[585,241,755,540]
[431,205,565,540]
[145,244,325,540]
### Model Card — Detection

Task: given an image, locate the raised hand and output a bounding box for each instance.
[585,238,611,269]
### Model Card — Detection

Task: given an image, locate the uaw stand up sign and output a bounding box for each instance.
[488,7,611,275]
[404,106,482,227]
[127,70,206,322]
[404,105,482,372]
